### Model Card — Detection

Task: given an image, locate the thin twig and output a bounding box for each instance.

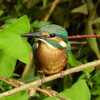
[0,78,23,88]
[70,41,87,45]
[0,77,54,97]
[0,60,100,98]
[43,0,60,21]
[0,77,68,99]
[68,34,100,39]
[36,88,55,96]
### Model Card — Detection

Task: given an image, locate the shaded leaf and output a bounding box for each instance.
[67,42,80,66]
[42,0,48,8]
[32,20,50,29]
[95,96,100,100]
[92,70,100,85]
[86,22,100,59]
[93,17,100,24]
[71,4,88,15]
[0,10,4,16]
[44,79,91,100]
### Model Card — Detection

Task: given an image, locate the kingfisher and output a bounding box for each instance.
[23,24,100,75]
[33,24,68,75]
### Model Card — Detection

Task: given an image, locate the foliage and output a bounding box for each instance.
[0,0,100,100]
[1,91,28,100]
[0,15,31,78]
[44,79,90,100]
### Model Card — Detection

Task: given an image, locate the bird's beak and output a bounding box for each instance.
[22,32,48,38]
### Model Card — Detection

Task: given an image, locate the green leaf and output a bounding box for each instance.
[31,20,50,29]
[93,17,100,24]
[67,42,80,66]
[1,91,29,100]
[68,51,80,66]
[84,67,94,73]
[95,96,100,100]
[3,15,30,35]
[71,4,88,15]
[42,0,48,8]
[0,10,4,16]
[0,35,31,64]
[92,70,100,85]
[86,22,100,59]
[60,79,91,100]
[0,15,31,64]
[0,50,16,77]
[44,79,91,100]
[92,86,100,96]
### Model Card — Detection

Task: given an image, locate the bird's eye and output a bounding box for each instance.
[49,33,56,38]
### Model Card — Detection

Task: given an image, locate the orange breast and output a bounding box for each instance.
[35,41,67,75]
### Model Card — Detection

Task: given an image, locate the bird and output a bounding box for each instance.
[34,24,68,75]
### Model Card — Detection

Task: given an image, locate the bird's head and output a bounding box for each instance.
[37,24,68,49]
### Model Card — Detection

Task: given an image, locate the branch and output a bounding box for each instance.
[43,0,60,21]
[0,78,23,88]
[0,60,100,98]
[0,77,54,97]
[86,0,96,20]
